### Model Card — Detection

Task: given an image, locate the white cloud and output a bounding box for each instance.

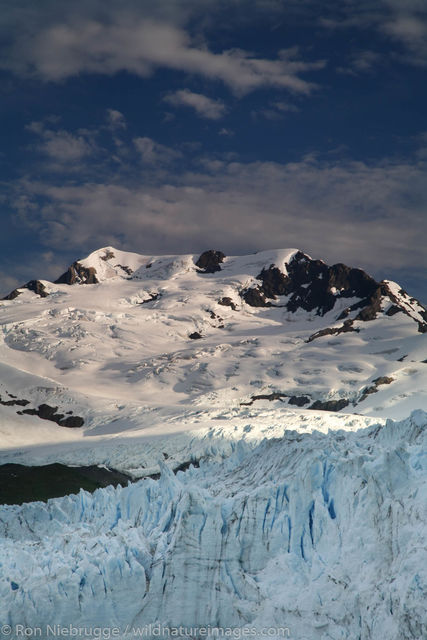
[164,90,227,120]
[106,109,127,129]
[11,149,427,277]
[319,0,427,68]
[133,137,182,164]
[381,13,427,66]
[42,131,93,162]
[27,121,95,164]
[0,10,325,95]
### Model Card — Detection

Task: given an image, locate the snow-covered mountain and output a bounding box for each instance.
[1,247,426,639]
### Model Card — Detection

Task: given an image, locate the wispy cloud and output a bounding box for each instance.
[164,90,227,120]
[9,141,427,277]
[133,137,182,164]
[25,112,178,174]
[319,0,427,68]
[106,109,127,130]
[0,6,325,95]
[337,50,383,75]
[254,100,300,120]
[26,121,95,165]
[381,12,427,66]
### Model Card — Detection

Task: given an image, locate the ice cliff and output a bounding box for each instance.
[1,410,426,639]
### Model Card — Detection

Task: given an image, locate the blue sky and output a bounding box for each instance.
[1,0,426,302]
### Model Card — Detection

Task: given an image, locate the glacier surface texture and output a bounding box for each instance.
[1,410,426,640]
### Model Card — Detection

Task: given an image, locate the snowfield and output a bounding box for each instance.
[0,247,426,638]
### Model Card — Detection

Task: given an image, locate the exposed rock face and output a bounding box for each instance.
[3,280,48,300]
[288,395,310,406]
[100,250,115,261]
[359,377,394,403]
[242,288,272,307]
[218,297,237,310]
[307,319,359,343]
[2,288,22,301]
[241,251,427,332]
[310,399,350,412]
[0,395,30,407]
[241,251,383,315]
[115,264,133,275]
[55,262,99,285]
[26,280,48,297]
[189,332,202,340]
[195,250,225,273]
[386,305,402,317]
[241,266,289,307]
[241,392,288,406]
[20,403,84,428]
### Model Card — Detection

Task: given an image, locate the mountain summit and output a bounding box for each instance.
[5,245,427,330]
[0,245,426,452]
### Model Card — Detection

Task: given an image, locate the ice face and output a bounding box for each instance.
[1,410,426,639]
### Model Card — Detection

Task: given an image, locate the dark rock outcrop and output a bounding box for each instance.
[195,250,225,274]
[242,288,272,307]
[309,399,350,412]
[55,262,99,285]
[288,395,310,406]
[60,415,85,428]
[240,251,427,332]
[241,251,383,316]
[3,280,48,300]
[418,321,427,334]
[0,395,30,407]
[2,288,22,301]
[241,392,287,406]
[116,264,133,275]
[26,280,48,297]
[307,320,359,343]
[386,305,402,317]
[207,310,224,328]
[241,266,290,307]
[20,403,84,428]
[218,297,237,310]
[257,266,291,299]
[100,250,115,261]
[284,253,381,317]
[359,376,394,403]
[189,332,203,340]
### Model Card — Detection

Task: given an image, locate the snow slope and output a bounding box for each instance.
[0,246,426,473]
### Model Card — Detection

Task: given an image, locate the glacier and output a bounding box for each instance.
[1,409,426,639]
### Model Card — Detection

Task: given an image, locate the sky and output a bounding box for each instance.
[0,0,426,302]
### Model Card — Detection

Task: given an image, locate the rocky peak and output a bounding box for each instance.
[2,280,48,301]
[54,261,99,286]
[195,250,226,273]
[241,251,427,332]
